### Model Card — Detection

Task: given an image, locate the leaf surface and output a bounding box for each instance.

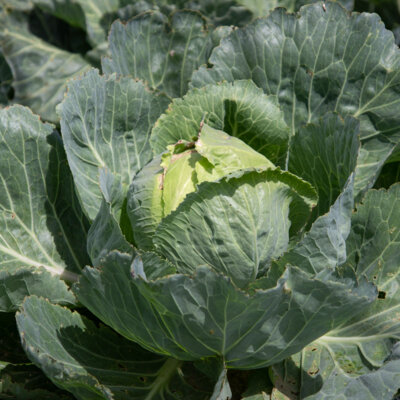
[76,251,375,369]
[154,169,317,287]
[151,80,289,166]
[288,113,359,220]
[58,69,169,220]
[0,106,88,310]
[102,11,230,98]
[271,185,400,399]
[192,2,400,195]
[17,295,216,400]
[87,169,133,267]
[0,11,90,122]
[268,175,354,281]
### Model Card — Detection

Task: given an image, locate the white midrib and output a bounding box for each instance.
[0,243,77,281]
[318,333,394,344]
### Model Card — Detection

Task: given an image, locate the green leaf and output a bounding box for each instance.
[210,367,232,400]
[272,341,400,400]
[236,0,353,16]
[271,185,400,399]
[127,155,164,250]
[0,10,90,122]
[295,0,354,11]
[151,80,290,166]
[154,169,317,288]
[17,295,216,399]
[102,11,231,98]
[341,185,400,364]
[129,123,278,251]
[0,312,73,399]
[76,251,375,368]
[288,113,360,221]
[160,124,274,225]
[0,106,89,310]
[196,123,275,172]
[191,2,400,196]
[268,175,354,281]
[0,266,76,312]
[87,169,133,267]
[58,69,169,220]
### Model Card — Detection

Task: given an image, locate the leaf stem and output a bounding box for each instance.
[144,358,182,400]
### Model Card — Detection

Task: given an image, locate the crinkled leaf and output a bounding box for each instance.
[151,80,290,166]
[154,169,317,288]
[76,251,375,368]
[271,341,400,400]
[339,185,400,364]
[102,11,231,98]
[192,2,400,196]
[288,113,359,221]
[268,175,354,283]
[0,266,76,312]
[271,185,400,399]
[0,106,89,310]
[58,69,169,220]
[129,123,278,251]
[16,295,216,400]
[0,10,90,122]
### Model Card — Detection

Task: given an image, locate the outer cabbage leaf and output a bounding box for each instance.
[236,0,353,16]
[0,313,73,399]
[271,341,400,400]
[0,10,90,122]
[0,106,89,311]
[87,169,133,267]
[75,250,375,369]
[58,69,169,220]
[288,113,360,221]
[258,174,354,292]
[16,295,216,400]
[154,169,317,287]
[270,185,400,399]
[102,11,232,98]
[192,2,400,196]
[151,80,290,166]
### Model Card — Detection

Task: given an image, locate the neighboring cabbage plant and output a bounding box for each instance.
[1,2,400,399]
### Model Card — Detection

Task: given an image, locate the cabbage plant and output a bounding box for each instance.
[1,1,400,399]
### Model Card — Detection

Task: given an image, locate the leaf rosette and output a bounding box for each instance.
[74,79,377,369]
